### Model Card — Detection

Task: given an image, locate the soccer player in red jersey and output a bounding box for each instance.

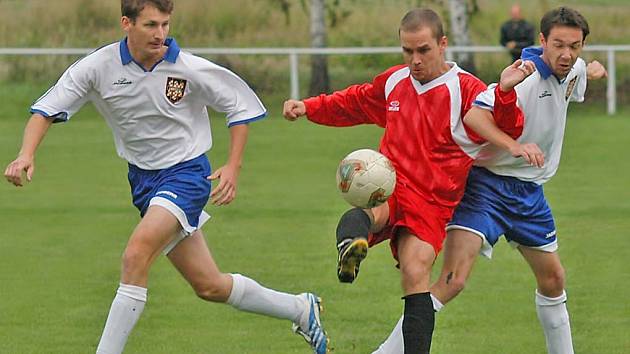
[282,8,519,353]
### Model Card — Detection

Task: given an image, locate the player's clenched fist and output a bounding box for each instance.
[586,60,607,80]
[499,59,536,92]
[282,99,306,121]
[4,156,34,187]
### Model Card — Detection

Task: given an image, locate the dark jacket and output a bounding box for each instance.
[500,19,535,61]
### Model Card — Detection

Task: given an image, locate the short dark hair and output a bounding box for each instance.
[121,0,174,21]
[399,8,445,42]
[540,7,589,41]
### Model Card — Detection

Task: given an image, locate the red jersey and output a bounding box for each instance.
[305,63,486,209]
[304,63,486,254]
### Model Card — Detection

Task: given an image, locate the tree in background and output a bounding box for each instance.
[271,0,477,90]
[270,0,355,96]
[447,0,477,74]
[309,0,329,96]
[308,0,354,95]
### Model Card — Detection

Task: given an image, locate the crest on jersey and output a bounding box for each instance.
[565,76,578,100]
[165,77,187,104]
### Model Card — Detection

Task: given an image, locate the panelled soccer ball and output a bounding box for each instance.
[336,149,396,209]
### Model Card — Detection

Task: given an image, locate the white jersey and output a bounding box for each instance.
[31,38,267,170]
[473,47,587,184]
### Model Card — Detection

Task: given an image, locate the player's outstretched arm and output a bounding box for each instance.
[282,99,307,121]
[586,60,607,80]
[4,113,53,187]
[208,124,248,206]
[464,107,545,167]
[499,59,536,92]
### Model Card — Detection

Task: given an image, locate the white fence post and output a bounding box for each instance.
[607,49,616,115]
[289,52,299,99]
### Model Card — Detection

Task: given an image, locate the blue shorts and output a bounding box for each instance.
[447,167,557,258]
[128,154,212,239]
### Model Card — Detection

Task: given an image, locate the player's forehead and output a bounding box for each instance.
[135,4,170,22]
[545,25,583,44]
[400,27,439,48]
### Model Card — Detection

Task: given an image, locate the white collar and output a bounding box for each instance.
[410,62,460,94]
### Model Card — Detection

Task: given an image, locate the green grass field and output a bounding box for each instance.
[1,88,629,353]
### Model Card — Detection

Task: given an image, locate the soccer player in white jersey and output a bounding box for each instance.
[3,1,327,353]
[370,6,607,354]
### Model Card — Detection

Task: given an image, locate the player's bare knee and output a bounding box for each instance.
[121,248,152,275]
[539,267,566,294]
[400,261,431,287]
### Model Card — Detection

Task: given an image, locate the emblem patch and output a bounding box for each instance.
[388,100,400,112]
[165,77,187,104]
[565,76,578,100]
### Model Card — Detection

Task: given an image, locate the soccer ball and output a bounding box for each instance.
[336,149,396,209]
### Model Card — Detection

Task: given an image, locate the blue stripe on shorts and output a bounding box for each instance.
[127,154,212,228]
[449,166,556,248]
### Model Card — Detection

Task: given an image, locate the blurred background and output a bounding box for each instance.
[1,1,628,353]
[1,0,629,111]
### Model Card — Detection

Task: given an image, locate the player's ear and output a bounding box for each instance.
[439,36,448,53]
[121,16,132,32]
[539,32,545,46]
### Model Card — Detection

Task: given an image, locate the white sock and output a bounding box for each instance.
[371,315,404,354]
[371,296,442,354]
[96,283,147,354]
[430,293,444,312]
[226,274,306,326]
[535,289,574,354]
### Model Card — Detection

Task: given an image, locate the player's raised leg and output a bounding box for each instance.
[519,247,573,354]
[166,230,328,354]
[397,231,437,354]
[336,203,389,283]
[96,205,181,354]
[335,208,371,283]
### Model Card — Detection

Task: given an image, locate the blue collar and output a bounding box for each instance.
[119,37,180,65]
[521,47,553,80]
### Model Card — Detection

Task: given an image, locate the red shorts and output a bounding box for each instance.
[367,187,453,260]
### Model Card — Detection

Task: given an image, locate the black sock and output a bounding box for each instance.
[335,208,371,246]
[402,292,435,354]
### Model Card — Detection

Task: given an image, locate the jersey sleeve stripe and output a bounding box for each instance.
[447,79,483,159]
[227,111,267,127]
[29,109,69,123]
[384,67,410,100]
[473,100,493,110]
